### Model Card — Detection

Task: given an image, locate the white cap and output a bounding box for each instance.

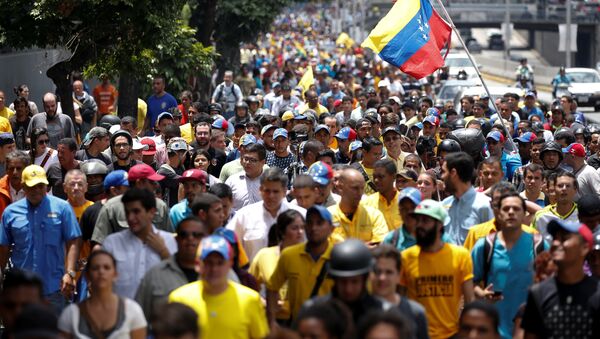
[378,79,390,88]
[109,125,121,135]
[132,139,148,151]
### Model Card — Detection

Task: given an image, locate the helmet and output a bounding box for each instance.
[235,102,249,110]
[452,118,466,130]
[554,128,575,145]
[437,139,462,155]
[531,121,545,134]
[540,141,563,162]
[328,239,374,278]
[587,124,600,135]
[246,95,260,104]
[81,160,109,176]
[110,130,133,148]
[208,103,223,113]
[99,115,121,130]
[478,118,492,137]
[593,230,600,251]
[447,128,486,162]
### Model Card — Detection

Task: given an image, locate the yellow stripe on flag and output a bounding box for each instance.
[361,0,422,53]
[298,67,314,95]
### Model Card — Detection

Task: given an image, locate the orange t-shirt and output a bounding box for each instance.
[93,84,118,115]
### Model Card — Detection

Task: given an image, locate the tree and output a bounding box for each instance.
[0,0,214,121]
[188,0,290,95]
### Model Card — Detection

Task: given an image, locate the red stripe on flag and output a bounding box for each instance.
[400,9,452,79]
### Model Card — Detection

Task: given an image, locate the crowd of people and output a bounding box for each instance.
[0,2,599,339]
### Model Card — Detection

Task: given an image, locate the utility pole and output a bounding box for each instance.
[566,0,572,67]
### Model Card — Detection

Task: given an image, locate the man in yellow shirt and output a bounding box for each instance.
[169,235,269,339]
[353,137,383,195]
[266,205,336,326]
[364,159,402,230]
[464,182,538,251]
[298,90,329,117]
[0,91,15,120]
[328,168,388,244]
[400,199,475,339]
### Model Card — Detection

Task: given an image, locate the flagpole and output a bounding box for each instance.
[431,0,518,153]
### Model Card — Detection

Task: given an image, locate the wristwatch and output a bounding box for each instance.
[66,270,76,279]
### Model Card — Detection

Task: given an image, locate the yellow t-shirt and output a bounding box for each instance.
[137,98,147,132]
[180,123,194,144]
[0,107,15,120]
[363,192,402,230]
[400,243,474,339]
[169,281,269,339]
[359,163,377,196]
[249,245,289,320]
[463,218,538,251]
[71,200,94,222]
[328,202,389,243]
[266,241,335,319]
[70,200,94,279]
[0,116,12,134]
[298,103,329,117]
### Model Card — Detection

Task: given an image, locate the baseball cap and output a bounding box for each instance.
[109,124,121,135]
[426,107,440,117]
[333,99,342,108]
[241,134,257,146]
[423,115,439,126]
[397,169,418,181]
[140,137,156,156]
[335,127,357,141]
[179,169,207,185]
[128,163,165,182]
[281,111,295,122]
[350,140,363,152]
[211,118,229,131]
[272,82,281,89]
[157,112,174,123]
[307,205,333,224]
[547,219,594,248]
[168,138,188,152]
[0,133,15,146]
[132,139,148,151]
[261,124,277,136]
[389,96,402,105]
[514,132,537,143]
[382,126,401,136]
[411,199,450,225]
[21,165,49,187]
[486,131,505,143]
[83,127,108,147]
[399,187,423,206]
[562,143,586,157]
[308,161,333,185]
[199,235,231,260]
[103,170,129,190]
[314,124,330,134]
[402,101,416,110]
[378,78,390,88]
[412,122,423,130]
[273,128,288,140]
[578,194,600,218]
[525,91,536,98]
[293,112,308,120]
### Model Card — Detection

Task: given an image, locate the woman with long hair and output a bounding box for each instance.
[417,171,439,201]
[58,250,147,338]
[249,210,305,323]
[29,127,58,171]
[190,149,221,187]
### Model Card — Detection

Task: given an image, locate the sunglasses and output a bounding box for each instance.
[37,139,50,145]
[177,231,204,239]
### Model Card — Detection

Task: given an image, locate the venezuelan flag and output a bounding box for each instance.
[362,0,451,79]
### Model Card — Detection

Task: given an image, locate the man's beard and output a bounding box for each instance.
[416,225,438,248]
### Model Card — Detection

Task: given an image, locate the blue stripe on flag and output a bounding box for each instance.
[379,0,433,67]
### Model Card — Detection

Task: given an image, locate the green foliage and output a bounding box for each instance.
[0,0,215,95]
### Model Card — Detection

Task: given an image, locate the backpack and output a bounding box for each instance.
[215,83,239,105]
[482,231,544,286]
[351,162,378,193]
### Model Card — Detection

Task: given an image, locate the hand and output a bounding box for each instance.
[479,284,503,303]
[74,115,83,125]
[146,232,169,258]
[61,273,76,299]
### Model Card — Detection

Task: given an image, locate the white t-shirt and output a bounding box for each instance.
[58,298,147,339]
[32,148,59,171]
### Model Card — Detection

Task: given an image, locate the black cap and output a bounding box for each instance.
[382,126,402,136]
[281,84,292,91]
[402,101,416,110]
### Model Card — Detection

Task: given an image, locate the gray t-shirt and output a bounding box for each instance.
[27,112,75,149]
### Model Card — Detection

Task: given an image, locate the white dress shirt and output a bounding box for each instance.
[103,226,178,299]
[226,200,306,261]
[225,172,262,212]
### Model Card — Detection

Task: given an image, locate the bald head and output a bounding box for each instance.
[340,168,365,208]
[73,81,84,96]
[42,92,57,117]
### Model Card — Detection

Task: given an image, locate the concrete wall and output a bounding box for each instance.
[533,29,595,68]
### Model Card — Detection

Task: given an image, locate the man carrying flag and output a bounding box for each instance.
[362,0,452,79]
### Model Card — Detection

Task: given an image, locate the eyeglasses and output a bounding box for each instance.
[242,156,260,164]
[177,231,204,239]
[37,139,49,145]
[115,143,130,149]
